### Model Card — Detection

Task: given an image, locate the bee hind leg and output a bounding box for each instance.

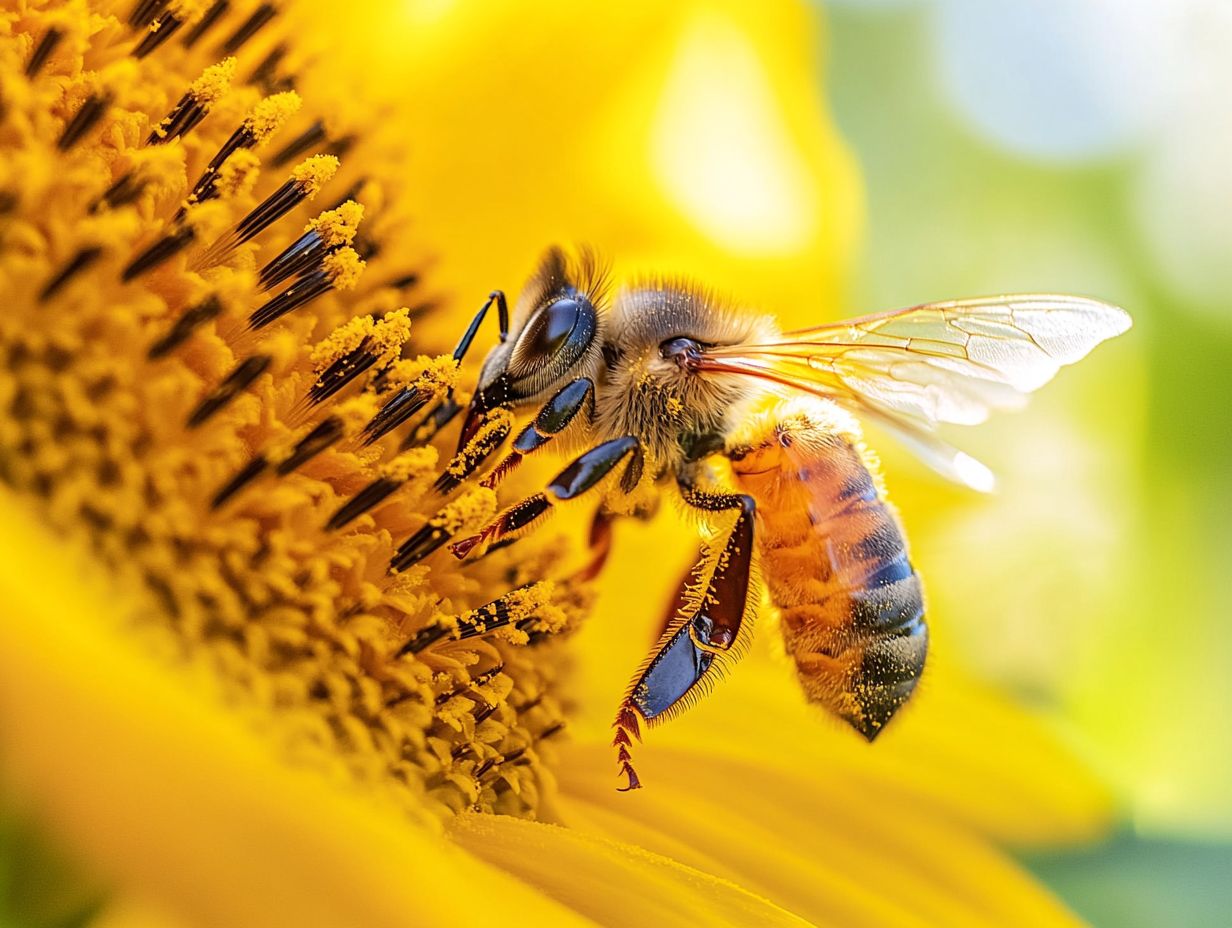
[612,485,757,790]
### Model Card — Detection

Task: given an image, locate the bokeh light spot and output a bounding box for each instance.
[652,13,819,255]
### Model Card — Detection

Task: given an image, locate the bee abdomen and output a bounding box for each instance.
[751,437,929,741]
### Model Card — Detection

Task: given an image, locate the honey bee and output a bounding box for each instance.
[440,248,1130,790]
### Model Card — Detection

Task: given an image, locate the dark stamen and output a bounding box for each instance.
[354,235,380,261]
[177,125,256,220]
[275,417,344,475]
[128,0,169,28]
[148,296,223,358]
[433,415,512,495]
[435,664,506,705]
[148,91,206,142]
[247,42,288,91]
[307,337,377,407]
[248,269,332,329]
[211,456,269,508]
[147,59,236,144]
[39,247,103,303]
[326,476,400,531]
[92,171,147,212]
[401,397,461,450]
[187,354,271,427]
[361,386,431,446]
[25,28,63,77]
[122,225,195,281]
[258,230,326,291]
[58,93,111,151]
[133,11,188,58]
[386,271,420,290]
[182,0,228,48]
[249,247,361,329]
[220,3,276,54]
[270,120,325,167]
[177,91,300,221]
[328,135,356,159]
[398,586,541,655]
[326,177,367,212]
[259,200,364,291]
[197,156,337,267]
[390,523,451,574]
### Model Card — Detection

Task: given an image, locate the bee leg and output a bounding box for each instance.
[432,406,514,495]
[674,484,757,652]
[482,377,595,490]
[572,507,615,583]
[449,436,643,559]
[612,486,756,790]
[367,291,509,448]
[453,290,515,451]
[452,289,510,360]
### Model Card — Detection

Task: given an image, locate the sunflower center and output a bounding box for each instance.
[1,0,591,822]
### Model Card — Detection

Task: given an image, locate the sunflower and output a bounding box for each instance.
[0,1,1111,926]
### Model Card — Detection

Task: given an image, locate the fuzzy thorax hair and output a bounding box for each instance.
[593,282,779,473]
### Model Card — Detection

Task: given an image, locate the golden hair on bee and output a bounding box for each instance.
[595,281,778,474]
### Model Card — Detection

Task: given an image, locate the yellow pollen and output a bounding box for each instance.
[307,200,364,247]
[188,58,237,104]
[383,356,461,404]
[291,154,340,195]
[384,447,439,483]
[449,407,514,476]
[215,149,261,199]
[310,314,379,367]
[323,247,365,289]
[1,0,591,826]
[245,92,302,143]
[368,308,414,367]
[433,487,498,535]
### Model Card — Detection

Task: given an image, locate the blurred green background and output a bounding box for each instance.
[816,1,1231,924]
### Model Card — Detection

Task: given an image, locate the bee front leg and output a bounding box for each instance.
[613,485,756,790]
[364,290,509,448]
[448,435,643,559]
[481,377,595,491]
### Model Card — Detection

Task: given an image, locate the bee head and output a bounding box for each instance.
[460,249,606,444]
[610,285,777,390]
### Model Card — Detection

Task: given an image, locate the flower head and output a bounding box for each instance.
[0,2,1112,926]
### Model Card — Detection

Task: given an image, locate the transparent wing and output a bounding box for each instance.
[699,295,1130,490]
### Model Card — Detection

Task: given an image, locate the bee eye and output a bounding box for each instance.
[504,293,599,397]
[518,298,582,364]
[659,337,703,371]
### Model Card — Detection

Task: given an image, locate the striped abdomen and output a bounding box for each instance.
[732,423,927,740]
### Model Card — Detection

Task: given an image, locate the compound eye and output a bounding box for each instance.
[520,298,580,361]
[508,296,596,386]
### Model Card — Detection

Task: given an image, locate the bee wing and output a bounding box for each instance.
[699,295,1130,491]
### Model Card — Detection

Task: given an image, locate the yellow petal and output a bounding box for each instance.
[555,740,1086,928]
[0,490,588,928]
[449,812,814,928]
